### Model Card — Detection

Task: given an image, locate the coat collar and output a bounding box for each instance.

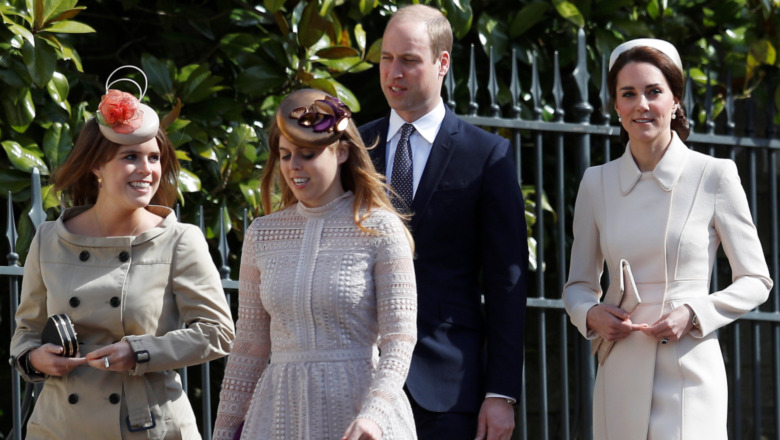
[619,131,689,195]
[57,205,176,246]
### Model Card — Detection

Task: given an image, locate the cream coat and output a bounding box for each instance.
[563,134,772,439]
[10,206,235,440]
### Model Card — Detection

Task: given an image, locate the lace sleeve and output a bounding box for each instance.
[356,213,417,431]
[213,225,271,440]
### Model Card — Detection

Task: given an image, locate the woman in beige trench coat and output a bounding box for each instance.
[563,40,773,439]
[9,67,235,439]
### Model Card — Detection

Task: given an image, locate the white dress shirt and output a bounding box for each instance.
[385,101,446,197]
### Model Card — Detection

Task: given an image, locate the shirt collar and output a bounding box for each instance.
[619,131,689,195]
[387,100,446,144]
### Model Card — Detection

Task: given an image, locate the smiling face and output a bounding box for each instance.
[380,17,449,122]
[278,135,348,208]
[614,61,678,151]
[93,138,161,211]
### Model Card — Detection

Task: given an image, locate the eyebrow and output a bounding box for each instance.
[619,83,663,91]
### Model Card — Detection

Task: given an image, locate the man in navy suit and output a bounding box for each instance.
[359,5,528,440]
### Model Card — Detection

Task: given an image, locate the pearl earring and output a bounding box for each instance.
[618,116,622,122]
[672,112,676,120]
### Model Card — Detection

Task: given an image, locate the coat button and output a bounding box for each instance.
[79,251,90,262]
[118,251,129,262]
[109,393,120,404]
[68,394,78,404]
[69,297,80,307]
[110,297,121,308]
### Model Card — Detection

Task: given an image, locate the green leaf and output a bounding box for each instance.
[2,88,35,130]
[331,80,360,112]
[551,0,585,28]
[43,19,94,33]
[0,169,33,194]
[366,38,382,63]
[42,122,72,168]
[46,6,85,24]
[509,3,550,38]
[24,35,57,87]
[46,70,69,108]
[440,0,473,39]
[3,19,35,45]
[477,14,508,62]
[358,0,375,16]
[2,141,50,174]
[178,168,201,193]
[234,65,287,97]
[749,39,776,66]
[647,0,660,20]
[354,23,366,53]
[264,0,285,13]
[58,41,83,71]
[298,0,330,49]
[240,179,262,210]
[315,46,360,59]
[142,54,175,102]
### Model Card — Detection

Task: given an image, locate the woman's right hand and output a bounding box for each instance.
[28,344,87,376]
[586,304,647,341]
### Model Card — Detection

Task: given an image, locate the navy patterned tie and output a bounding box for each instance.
[391,123,415,213]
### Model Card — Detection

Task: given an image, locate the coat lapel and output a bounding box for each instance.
[409,108,459,231]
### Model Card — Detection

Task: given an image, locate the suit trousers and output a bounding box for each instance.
[406,387,478,440]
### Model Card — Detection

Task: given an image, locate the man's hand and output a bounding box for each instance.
[475,397,514,440]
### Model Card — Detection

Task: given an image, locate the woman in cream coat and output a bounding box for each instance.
[10,69,234,439]
[563,39,772,439]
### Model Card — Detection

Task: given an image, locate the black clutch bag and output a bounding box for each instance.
[42,314,79,357]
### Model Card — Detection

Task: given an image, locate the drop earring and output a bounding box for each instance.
[618,116,622,122]
[98,177,103,188]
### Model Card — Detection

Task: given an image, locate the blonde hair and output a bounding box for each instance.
[388,4,453,63]
[260,118,414,250]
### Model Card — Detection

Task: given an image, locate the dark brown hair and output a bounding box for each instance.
[607,46,690,145]
[53,118,180,207]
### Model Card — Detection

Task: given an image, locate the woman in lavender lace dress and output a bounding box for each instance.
[213,89,417,440]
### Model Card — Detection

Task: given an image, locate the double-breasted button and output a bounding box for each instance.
[109,393,120,404]
[69,297,80,308]
[118,251,130,262]
[79,251,90,261]
[110,297,121,308]
[68,394,78,404]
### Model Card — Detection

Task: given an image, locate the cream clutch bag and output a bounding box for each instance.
[591,259,641,365]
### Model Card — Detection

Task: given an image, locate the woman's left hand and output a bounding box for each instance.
[341,417,382,440]
[641,304,694,343]
[85,341,136,372]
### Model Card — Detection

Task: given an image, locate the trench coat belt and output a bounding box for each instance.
[124,373,168,439]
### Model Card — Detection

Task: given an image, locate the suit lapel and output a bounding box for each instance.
[366,117,390,175]
[410,108,459,230]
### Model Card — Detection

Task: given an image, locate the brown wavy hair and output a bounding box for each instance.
[607,45,690,146]
[53,118,180,207]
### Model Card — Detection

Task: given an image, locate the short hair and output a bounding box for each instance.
[607,45,690,144]
[388,4,453,62]
[53,118,180,207]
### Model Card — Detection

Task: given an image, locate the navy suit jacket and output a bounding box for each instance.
[360,107,528,412]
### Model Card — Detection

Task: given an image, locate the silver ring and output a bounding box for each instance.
[661,338,668,345]
[104,356,110,368]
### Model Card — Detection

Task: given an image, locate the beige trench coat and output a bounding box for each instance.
[10,206,235,440]
[563,134,772,439]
